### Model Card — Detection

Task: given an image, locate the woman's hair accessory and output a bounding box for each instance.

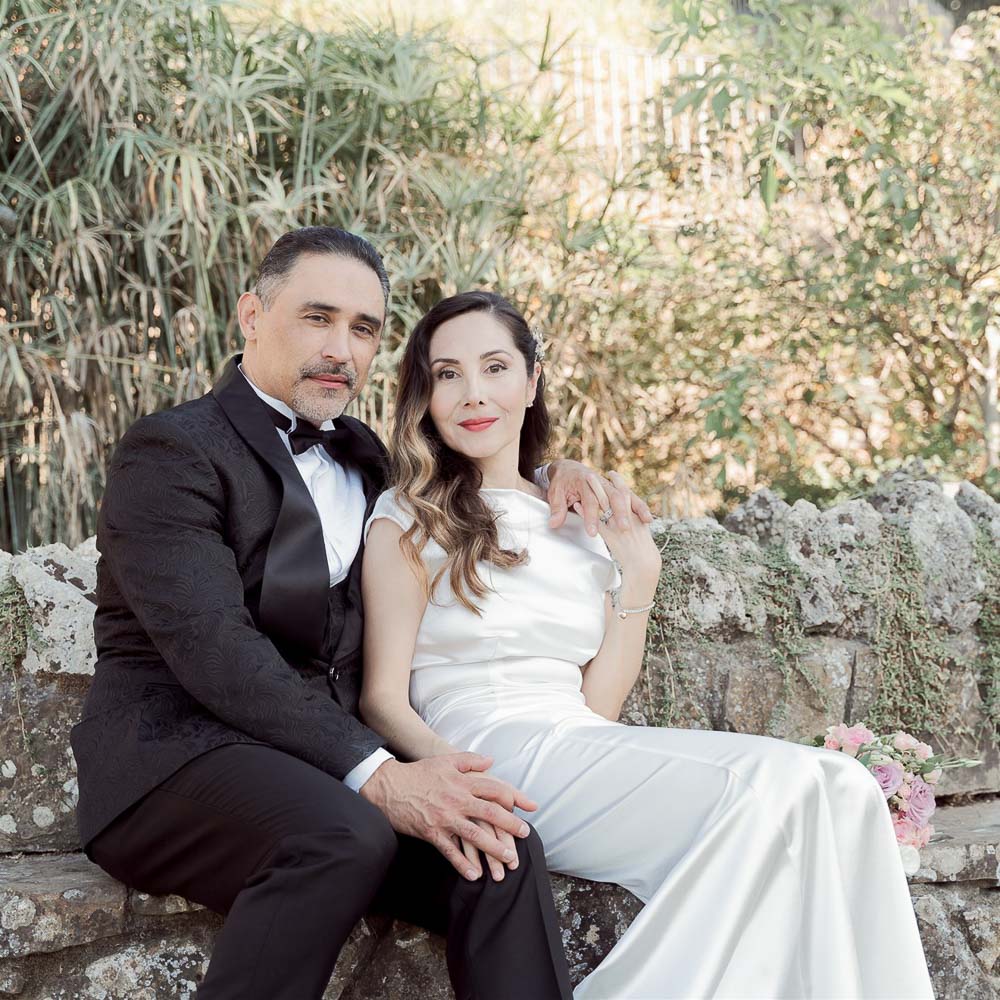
[529,324,546,362]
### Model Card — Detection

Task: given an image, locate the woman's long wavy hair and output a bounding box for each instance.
[390,291,551,614]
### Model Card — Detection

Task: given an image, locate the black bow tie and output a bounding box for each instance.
[261,402,384,476]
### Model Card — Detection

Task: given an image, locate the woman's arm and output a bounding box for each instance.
[581,585,656,721]
[360,517,462,761]
[577,472,662,721]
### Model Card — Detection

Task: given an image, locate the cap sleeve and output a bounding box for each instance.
[363,489,416,544]
[607,554,623,593]
[580,531,622,593]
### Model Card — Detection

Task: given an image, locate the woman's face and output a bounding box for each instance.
[427,312,539,465]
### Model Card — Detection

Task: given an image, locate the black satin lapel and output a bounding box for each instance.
[346,451,388,611]
[211,355,329,655]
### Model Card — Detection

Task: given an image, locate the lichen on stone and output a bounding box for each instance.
[0,575,36,758]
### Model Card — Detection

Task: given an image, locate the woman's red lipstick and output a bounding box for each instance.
[458,417,498,431]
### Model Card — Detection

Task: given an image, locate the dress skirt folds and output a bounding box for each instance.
[364,488,935,999]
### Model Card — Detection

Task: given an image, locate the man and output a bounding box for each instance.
[71,227,653,999]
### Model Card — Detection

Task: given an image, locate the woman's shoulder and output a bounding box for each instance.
[363,488,416,543]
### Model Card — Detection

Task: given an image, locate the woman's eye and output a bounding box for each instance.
[486,363,507,374]
[436,369,458,380]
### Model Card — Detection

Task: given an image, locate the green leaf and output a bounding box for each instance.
[711,86,735,125]
[672,85,708,118]
[761,159,777,209]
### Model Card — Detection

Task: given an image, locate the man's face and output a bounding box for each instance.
[238,253,385,425]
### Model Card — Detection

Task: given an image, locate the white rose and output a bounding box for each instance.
[898,844,921,876]
[925,768,942,784]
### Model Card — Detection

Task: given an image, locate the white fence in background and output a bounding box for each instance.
[477,42,779,196]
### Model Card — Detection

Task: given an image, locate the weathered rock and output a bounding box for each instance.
[3,466,998,856]
[910,883,1000,999]
[956,480,1000,545]
[0,540,95,854]
[0,922,220,1000]
[340,874,643,1000]
[12,539,98,677]
[551,874,644,985]
[724,491,887,635]
[0,854,125,959]
[1,466,999,997]
[720,486,792,545]
[654,518,769,637]
[1,805,997,1000]
[911,799,1000,886]
[622,635,855,739]
[339,923,450,1000]
[847,632,999,798]
[0,851,379,999]
[866,470,985,631]
[129,891,205,917]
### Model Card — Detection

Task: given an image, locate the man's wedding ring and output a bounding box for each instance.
[598,508,613,524]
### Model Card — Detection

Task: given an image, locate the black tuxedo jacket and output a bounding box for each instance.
[71,355,390,850]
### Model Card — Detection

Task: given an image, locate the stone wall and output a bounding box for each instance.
[1,462,998,997]
[622,464,1000,800]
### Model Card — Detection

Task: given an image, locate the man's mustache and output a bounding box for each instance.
[298,364,357,389]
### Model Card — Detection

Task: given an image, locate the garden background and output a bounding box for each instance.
[2,4,1000,994]
[2,0,998,553]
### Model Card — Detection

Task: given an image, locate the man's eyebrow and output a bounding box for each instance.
[431,349,514,365]
[301,301,383,331]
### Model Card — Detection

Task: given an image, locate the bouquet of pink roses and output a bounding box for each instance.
[811,722,981,875]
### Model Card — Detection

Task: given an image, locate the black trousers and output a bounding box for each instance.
[86,743,573,1000]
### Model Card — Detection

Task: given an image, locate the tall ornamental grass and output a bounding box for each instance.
[0,0,669,551]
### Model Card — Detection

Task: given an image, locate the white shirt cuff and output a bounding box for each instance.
[533,463,551,491]
[342,746,395,792]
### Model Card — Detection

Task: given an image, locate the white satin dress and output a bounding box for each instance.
[364,487,935,999]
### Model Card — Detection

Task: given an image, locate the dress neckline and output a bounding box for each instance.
[481,487,549,506]
[480,487,554,523]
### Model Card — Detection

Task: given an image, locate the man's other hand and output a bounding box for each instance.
[546,461,654,536]
[359,754,538,881]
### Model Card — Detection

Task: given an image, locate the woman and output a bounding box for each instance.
[359,291,934,999]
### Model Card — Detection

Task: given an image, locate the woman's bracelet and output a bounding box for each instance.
[610,559,656,620]
[610,591,655,620]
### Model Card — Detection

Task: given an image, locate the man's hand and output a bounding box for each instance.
[359,754,537,881]
[546,461,653,536]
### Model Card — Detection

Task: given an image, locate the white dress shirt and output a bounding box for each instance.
[239,365,395,791]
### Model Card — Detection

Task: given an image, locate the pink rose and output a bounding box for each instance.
[892,731,920,752]
[893,816,933,849]
[914,742,933,761]
[824,735,841,750]
[871,761,904,799]
[828,722,875,757]
[896,779,911,799]
[906,776,936,827]
[893,815,915,842]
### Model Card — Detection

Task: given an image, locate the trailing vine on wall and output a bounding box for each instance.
[0,576,36,761]
[645,508,980,743]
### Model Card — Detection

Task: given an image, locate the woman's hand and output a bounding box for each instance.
[546,461,654,536]
[573,472,662,601]
[459,818,519,881]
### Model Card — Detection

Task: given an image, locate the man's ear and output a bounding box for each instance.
[237,291,263,343]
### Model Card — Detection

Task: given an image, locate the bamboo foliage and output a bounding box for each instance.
[0,0,673,550]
